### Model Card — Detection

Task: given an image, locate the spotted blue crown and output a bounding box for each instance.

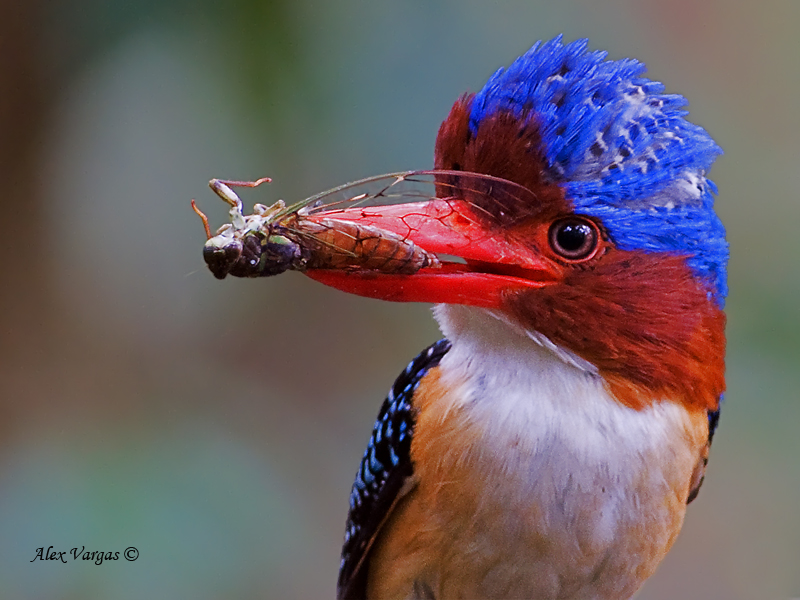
[470,36,728,305]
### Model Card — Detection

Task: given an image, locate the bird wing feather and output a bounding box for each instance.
[338,339,451,600]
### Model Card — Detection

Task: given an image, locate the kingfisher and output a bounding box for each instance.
[199,35,727,600]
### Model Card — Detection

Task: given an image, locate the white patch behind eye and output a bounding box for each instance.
[628,169,707,210]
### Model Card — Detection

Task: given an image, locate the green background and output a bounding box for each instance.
[0,0,798,598]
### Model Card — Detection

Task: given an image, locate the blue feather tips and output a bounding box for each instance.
[339,339,451,596]
[470,36,728,305]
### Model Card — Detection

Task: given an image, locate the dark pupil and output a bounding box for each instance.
[557,223,589,251]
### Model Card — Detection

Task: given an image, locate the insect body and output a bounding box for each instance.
[192,177,440,279]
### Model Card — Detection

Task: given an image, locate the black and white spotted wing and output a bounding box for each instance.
[337,339,451,600]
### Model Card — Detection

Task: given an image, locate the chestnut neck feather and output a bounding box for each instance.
[506,252,725,411]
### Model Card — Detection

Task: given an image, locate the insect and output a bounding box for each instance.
[191,171,541,281]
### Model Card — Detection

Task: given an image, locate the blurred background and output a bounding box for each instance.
[0,0,798,598]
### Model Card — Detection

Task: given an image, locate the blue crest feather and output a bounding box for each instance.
[470,36,728,305]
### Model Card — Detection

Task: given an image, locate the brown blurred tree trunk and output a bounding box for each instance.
[0,0,51,426]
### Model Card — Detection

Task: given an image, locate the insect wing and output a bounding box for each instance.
[284,170,542,229]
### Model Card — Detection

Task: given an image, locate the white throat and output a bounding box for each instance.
[429,303,698,494]
[431,304,612,440]
[434,304,599,375]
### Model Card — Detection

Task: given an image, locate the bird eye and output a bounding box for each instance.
[548,217,599,261]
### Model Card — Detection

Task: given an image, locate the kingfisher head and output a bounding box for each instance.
[307,36,727,411]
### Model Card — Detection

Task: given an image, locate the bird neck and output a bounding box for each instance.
[433,304,598,380]
[432,304,613,418]
[424,304,707,489]
[432,303,711,414]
